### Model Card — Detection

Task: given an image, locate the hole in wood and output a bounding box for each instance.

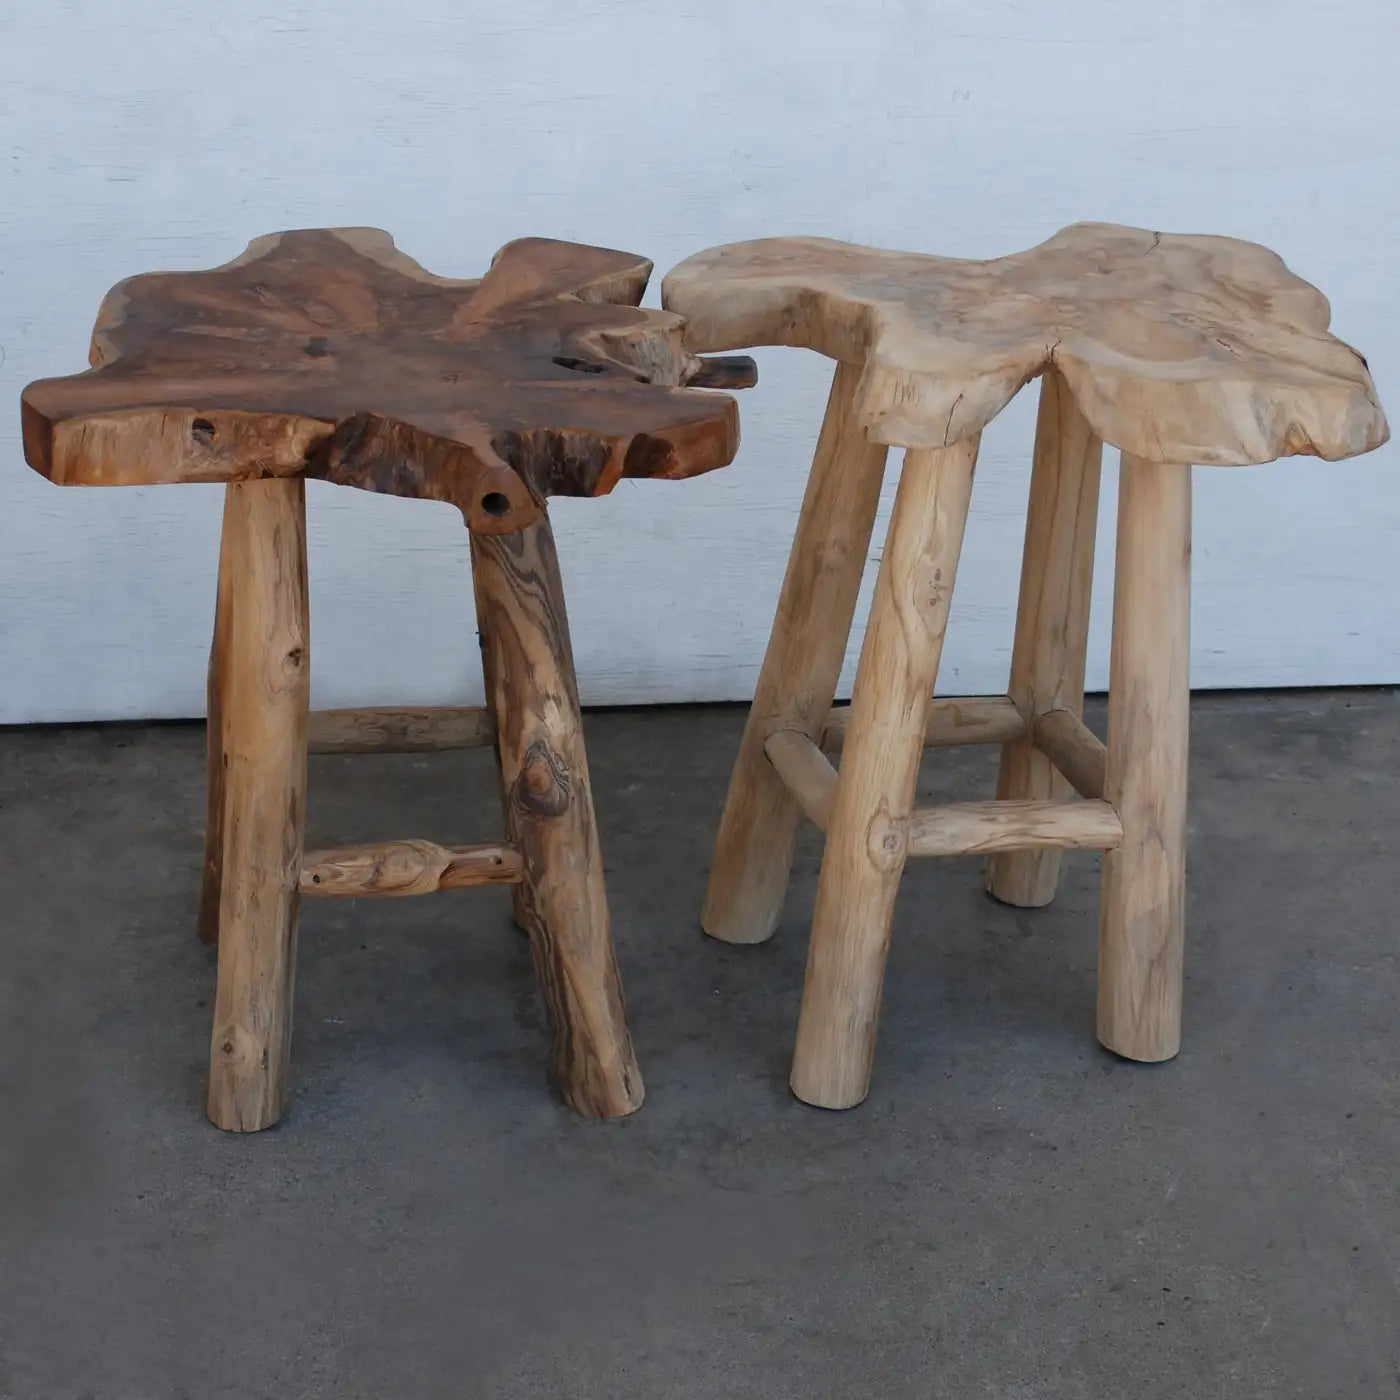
[191,418,216,443]
[553,355,607,375]
[480,491,512,517]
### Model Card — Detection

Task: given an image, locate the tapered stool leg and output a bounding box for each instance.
[471,513,644,1118]
[206,479,310,1131]
[1098,456,1191,1061]
[791,436,980,1108]
[702,362,889,944]
[197,488,237,945]
[987,369,1103,906]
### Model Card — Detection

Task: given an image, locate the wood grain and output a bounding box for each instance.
[197,485,236,946]
[664,223,1388,465]
[907,798,1121,858]
[987,370,1104,905]
[300,840,523,897]
[762,729,839,831]
[1098,457,1192,1063]
[821,694,1024,752]
[22,229,747,530]
[1032,708,1107,801]
[206,478,310,1132]
[701,362,889,944]
[790,437,980,1110]
[471,512,643,1117]
[307,705,496,754]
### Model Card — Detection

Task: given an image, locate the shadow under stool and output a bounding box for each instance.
[22,228,753,1129]
[664,221,1387,1108]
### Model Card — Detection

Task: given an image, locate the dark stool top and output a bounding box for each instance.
[22,228,755,532]
[663,222,1387,466]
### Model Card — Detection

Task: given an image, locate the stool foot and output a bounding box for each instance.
[987,369,1102,908]
[197,487,237,946]
[791,437,980,1108]
[702,362,889,944]
[206,479,310,1132]
[1097,457,1191,1062]
[472,514,644,1118]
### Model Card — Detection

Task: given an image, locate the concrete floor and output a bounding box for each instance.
[2,691,1398,1398]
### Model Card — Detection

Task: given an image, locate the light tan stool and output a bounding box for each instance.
[664,223,1387,1108]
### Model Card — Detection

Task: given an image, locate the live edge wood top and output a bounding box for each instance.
[22,228,753,532]
[663,222,1388,466]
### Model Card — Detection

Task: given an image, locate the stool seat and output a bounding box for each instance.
[21,228,751,1130]
[664,223,1386,1109]
[664,222,1386,464]
[23,227,749,530]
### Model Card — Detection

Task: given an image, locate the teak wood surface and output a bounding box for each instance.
[665,222,1387,465]
[22,227,750,532]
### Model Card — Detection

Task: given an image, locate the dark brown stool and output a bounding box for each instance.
[22,228,752,1130]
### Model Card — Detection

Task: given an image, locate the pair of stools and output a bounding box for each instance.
[22,223,1387,1128]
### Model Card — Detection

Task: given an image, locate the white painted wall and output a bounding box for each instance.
[3,0,1397,722]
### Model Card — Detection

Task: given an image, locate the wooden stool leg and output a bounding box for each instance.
[986,369,1103,906]
[471,513,644,1118]
[702,361,889,944]
[1098,456,1191,1061]
[206,479,310,1131]
[197,487,236,945]
[790,436,980,1109]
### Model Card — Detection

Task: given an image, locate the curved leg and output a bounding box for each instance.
[207,479,310,1131]
[987,369,1103,906]
[471,512,643,1118]
[1098,457,1191,1061]
[702,361,889,944]
[791,437,980,1109]
[197,487,236,945]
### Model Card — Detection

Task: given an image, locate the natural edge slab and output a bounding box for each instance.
[300,839,524,897]
[307,706,496,754]
[22,228,747,531]
[1032,708,1108,800]
[664,223,1388,464]
[820,694,1024,752]
[907,798,1123,858]
[763,729,839,830]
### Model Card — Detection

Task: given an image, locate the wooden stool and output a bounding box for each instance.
[22,228,752,1130]
[664,222,1387,1108]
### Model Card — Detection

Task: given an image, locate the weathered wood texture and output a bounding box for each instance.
[206,478,310,1132]
[986,370,1104,906]
[762,729,839,831]
[307,705,495,754]
[790,437,980,1110]
[300,840,523,897]
[701,362,889,945]
[1032,708,1108,801]
[1098,458,1192,1063]
[907,798,1122,858]
[471,512,643,1117]
[821,694,1024,752]
[664,223,1387,464]
[197,485,236,946]
[22,228,750,531]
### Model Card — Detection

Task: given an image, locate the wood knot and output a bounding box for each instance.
[866,806,908,872]
[513,741,571,819]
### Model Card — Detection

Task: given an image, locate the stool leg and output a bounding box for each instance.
[986,369,1103,906]
[206,479,310,1131]
[197,487,237,945]
[471,512,644,1118]
[702,361,889,944]
[791,437,980,1109]
[1098,456,1191,1062]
